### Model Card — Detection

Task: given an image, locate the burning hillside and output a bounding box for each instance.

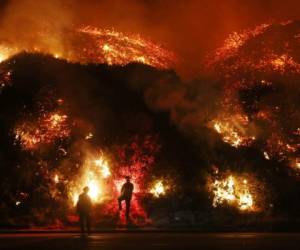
[0,53,187,228]
[2,19,300,231]
[0,26,176,70]
[208,21,300,172]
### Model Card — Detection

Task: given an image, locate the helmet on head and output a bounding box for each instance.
[83,186,89,193]
[125,176,131,181]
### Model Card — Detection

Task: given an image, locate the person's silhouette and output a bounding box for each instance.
[118,176,134,219]
[76,186,92,234]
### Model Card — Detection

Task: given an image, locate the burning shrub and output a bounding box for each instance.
[14,111,70,150]
[208,170,265,212]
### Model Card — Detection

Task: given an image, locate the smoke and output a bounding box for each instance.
[143,73,222,136]
[2,0,300,78]
[65,0,300,78]
[2,0,300,228]
[0,0,73,54]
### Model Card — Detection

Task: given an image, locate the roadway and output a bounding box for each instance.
[0,232,300,250]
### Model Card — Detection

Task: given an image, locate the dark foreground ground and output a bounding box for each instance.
[1,232,300,250]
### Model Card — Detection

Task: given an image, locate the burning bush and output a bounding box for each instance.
[14,112,70,150]
[208,172,264,212]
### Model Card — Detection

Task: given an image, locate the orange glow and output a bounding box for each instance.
[0,45,19,63]
[94,156,111,178]
[212,114,255,148]
[212,23,270,64]
[210,175,256,211]
[77,27,176,69]
[0,25,177,72]
[290,158,300,171]
[71,171,102,205]
[54,174,59,183]
[14,112,70,150]
[70,153,111,205]
[150,180,166,198]
[85,132,93,140]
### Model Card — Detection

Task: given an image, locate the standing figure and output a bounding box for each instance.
[76,186,92,234]
[118,176,134,219]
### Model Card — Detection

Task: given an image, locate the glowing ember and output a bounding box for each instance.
[212,114,255,148]
[296,160,300,169]
[150,180,166,198]
[85,132,93,140]
[212,23,270,64]
[275,55,298,71]
[0,26,177,71]
[47,113,67,128]
[264,152,270,160]
[210,175,256,211]
[290,158,300,170]
[77,27,176,69]
[14,112,70,150]
[264,134,298,161]
[54,174,59,183]
[0,69,12,91]
[208,21,300,164]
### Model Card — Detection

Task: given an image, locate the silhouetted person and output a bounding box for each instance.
[76,186,92,234]
[118,176,134,219]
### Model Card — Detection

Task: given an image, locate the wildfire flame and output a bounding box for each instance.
[85,132,93,140]
[296,159,300,169]
[212,114,255,148]
[210,175,255,211]
[211,23,270,64]
[54,174,59,184]
[70,154,111,205]
[77,27,176,69]
[150,180,166,198]
[72,171,102,205]
[208,21,300,167]
[94,156,111,178]
[14,112,70,150]
[0,26,177,72]
[290,158,300,171]
[0,45,19,63]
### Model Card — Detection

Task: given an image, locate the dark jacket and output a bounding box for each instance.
[76,193,92,214]
[121,182,134,199]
